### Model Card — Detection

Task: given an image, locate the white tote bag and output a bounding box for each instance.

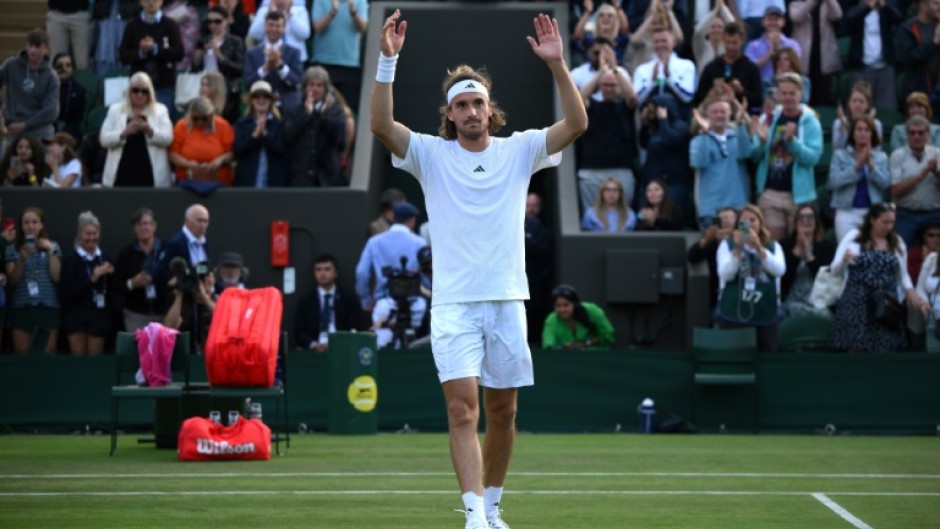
[809,265,845,309]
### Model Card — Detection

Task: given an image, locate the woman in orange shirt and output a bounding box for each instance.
[169,97,235,184]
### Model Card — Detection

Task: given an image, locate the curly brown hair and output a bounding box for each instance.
[437,65,507,140]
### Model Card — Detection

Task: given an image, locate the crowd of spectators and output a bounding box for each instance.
[2,0,940,355]
[1,0,362,188]
[565,0,940,352]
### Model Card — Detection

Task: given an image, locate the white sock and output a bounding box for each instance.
[483,486,504,518]
[462,491,486,521]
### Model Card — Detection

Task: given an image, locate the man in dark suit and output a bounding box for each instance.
[155,203,211,288]
[293,254,363,351]
[243,10,303,110]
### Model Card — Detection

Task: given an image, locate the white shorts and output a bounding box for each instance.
[430,301,534,388]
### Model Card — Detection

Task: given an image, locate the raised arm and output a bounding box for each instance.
[528,14,588,155]
[370,9,412,160]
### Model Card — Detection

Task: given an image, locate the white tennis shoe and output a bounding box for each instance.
[458,509,489,529]
[487,510,511,529]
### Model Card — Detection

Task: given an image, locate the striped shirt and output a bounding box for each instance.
[5,242,62,308]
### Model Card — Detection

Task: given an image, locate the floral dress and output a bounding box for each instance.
[830,248,906,352]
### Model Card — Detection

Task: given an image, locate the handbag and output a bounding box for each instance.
[871,284,905,330]
[178,416,271,461]
[174,71,204,110]
[809,265,844,309]
[205,287,283,387]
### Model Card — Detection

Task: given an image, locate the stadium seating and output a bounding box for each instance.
[777,314,833,353]
[691,326,758,432]
[72,68,100,126]
[83,105,108,135]
[692,326,757,384]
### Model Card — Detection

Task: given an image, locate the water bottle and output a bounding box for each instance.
[209,410,221,425]
[637,398,656,434]
[250,402,263,421]
[227,410,240,426]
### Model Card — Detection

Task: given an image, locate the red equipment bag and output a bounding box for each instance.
[178,416,271,461]
[205,287,283,387]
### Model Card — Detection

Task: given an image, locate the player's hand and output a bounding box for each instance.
[380,9,406,58]
[527,13,564,64]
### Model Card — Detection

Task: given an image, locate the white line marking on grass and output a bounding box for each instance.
[812,493,875,529]
[3,471,939,479]
[1,490,939,498]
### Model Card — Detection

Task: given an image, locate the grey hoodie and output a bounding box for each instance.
[0,50,59,139]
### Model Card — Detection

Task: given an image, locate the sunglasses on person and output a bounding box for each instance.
[191,115,210,124]
[797,213,815,222]
[130,87,149,95]
[206,17,225,25]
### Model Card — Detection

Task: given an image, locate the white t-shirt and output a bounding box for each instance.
[392,129,560,306]
[43,158,82,188]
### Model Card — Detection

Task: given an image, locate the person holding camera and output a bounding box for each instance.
[163,258,216,351]
[0,203,14,353]
[4,207,61,354]
[688,206,739,310]
[371,286,428,350]
[638,93,692,212]
[99,72,175,188]
[1,135,48,187]
[156,205,213,350]
[716,204,786,352]
[355,202,426,312]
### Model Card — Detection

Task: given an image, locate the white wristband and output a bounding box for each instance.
[376,53,398,84]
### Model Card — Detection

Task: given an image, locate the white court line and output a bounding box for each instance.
[1,490,939,498]
[813,493,875,529]
[2,471,939,480]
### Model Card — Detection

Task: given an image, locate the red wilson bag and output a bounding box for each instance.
[205,287,283,387]
[178,416,271,461]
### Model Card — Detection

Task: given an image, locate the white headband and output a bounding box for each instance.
[447,80,489,105]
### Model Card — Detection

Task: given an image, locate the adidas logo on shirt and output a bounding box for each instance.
[473,166,485,172]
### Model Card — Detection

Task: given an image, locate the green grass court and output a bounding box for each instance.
[0,433,937,528]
